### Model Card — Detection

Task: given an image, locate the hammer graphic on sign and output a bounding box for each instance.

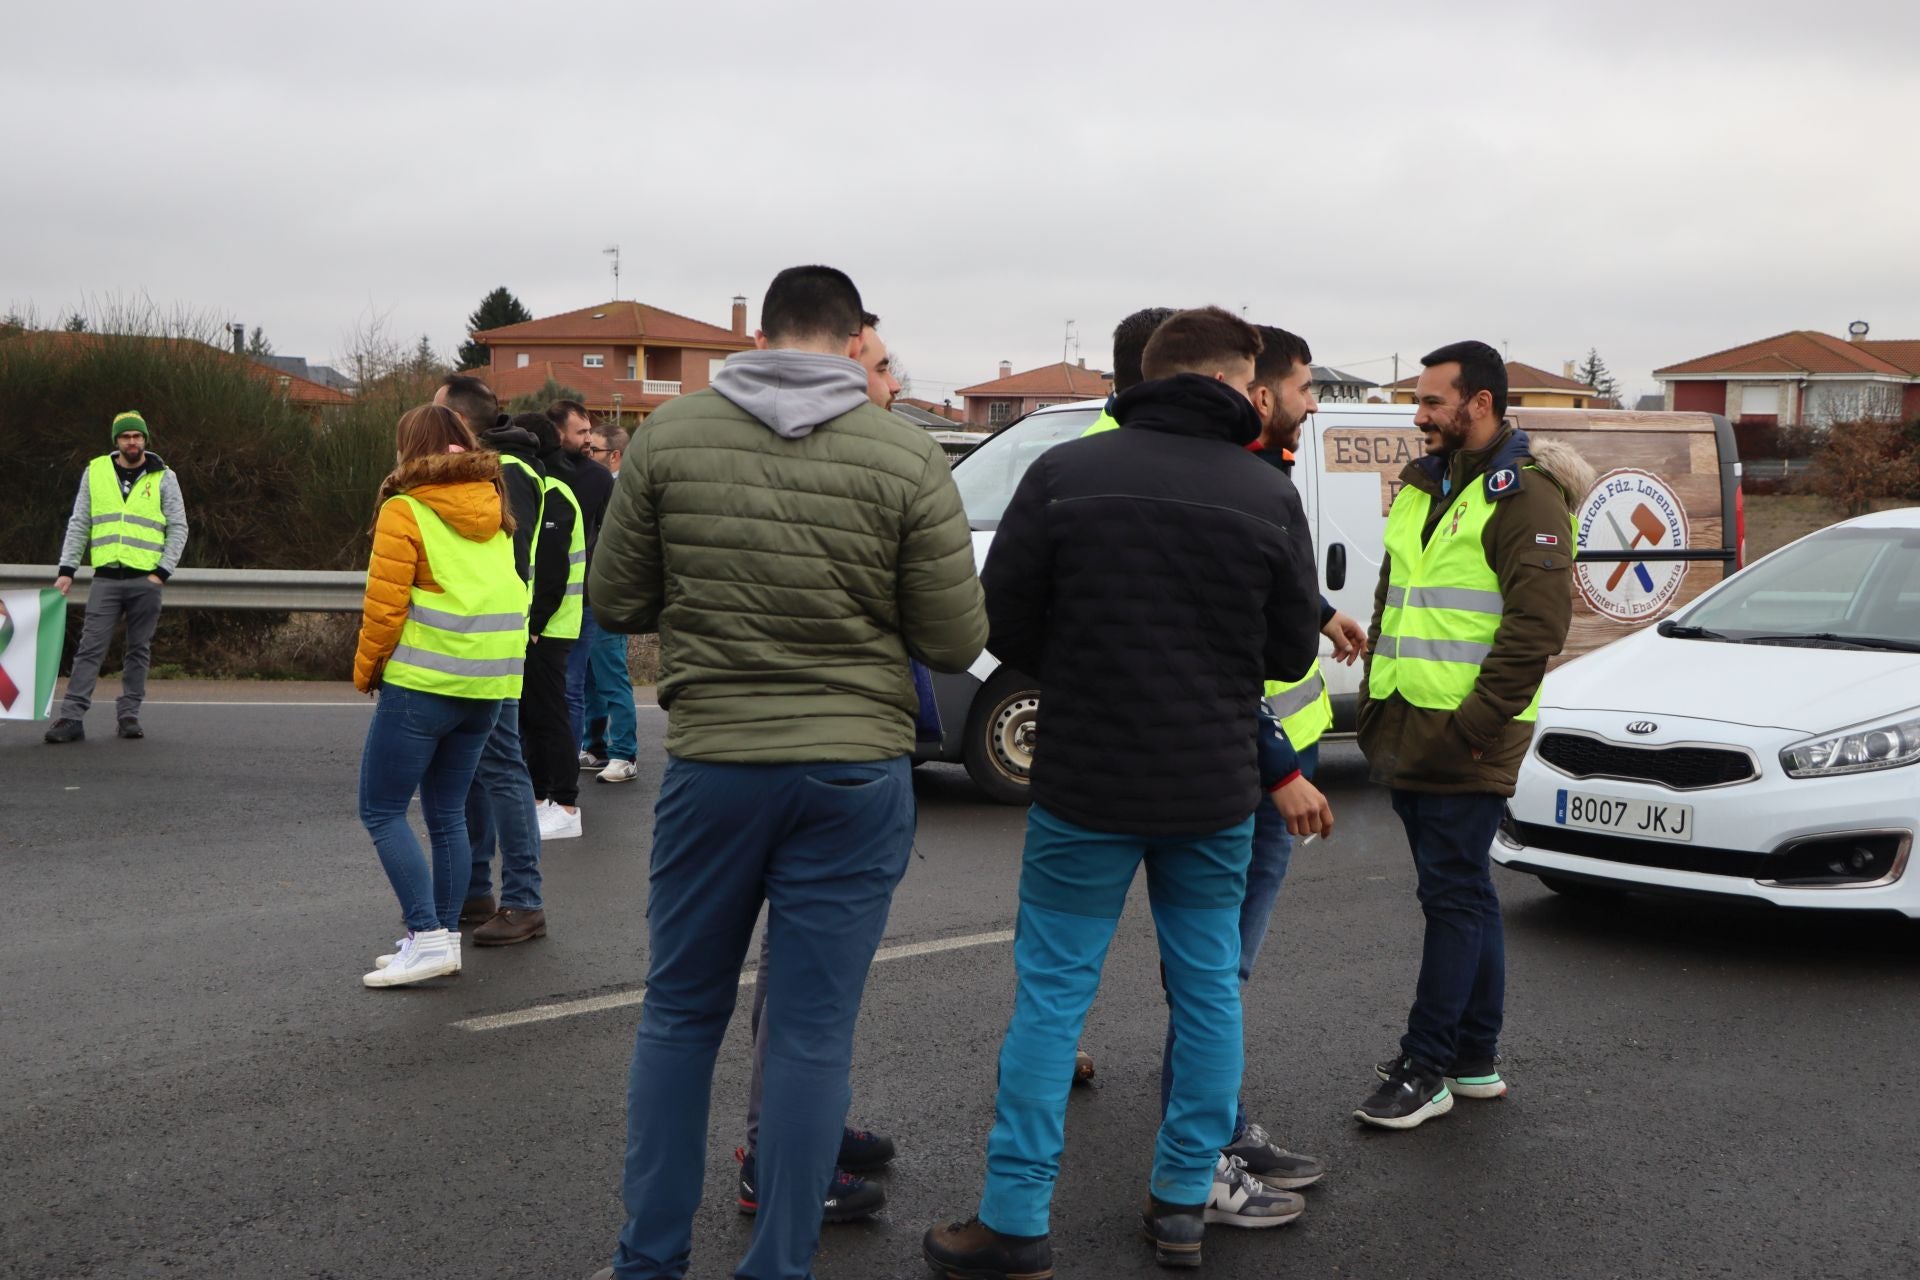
[1605,504,1663,591]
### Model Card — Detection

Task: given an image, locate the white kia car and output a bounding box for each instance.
[1496,507,1920,917]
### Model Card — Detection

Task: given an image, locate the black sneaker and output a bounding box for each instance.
[43,718,84,744]
[1375,1053,1508,1099]
[839,1124,896,1171]
[1221,1121,1324,1189]
[1356,1056,1453,1130]
[1140,1196,1205,1270]
[735,1147,884,1223]
[117,718,144,739]
[922,1217,1054,1279]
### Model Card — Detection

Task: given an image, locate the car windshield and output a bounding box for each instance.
[1675,525,1920,646]
[951,407,1102,528]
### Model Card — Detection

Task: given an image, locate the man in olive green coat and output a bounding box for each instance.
[587,265,986,1280]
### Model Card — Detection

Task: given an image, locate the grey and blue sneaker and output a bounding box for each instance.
[1221,1121,1324,1189]
[1205,1153,1305,1227]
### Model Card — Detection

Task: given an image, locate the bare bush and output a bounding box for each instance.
[1809,420,1920,516]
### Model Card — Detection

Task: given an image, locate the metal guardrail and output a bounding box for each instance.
[0,565,365,611]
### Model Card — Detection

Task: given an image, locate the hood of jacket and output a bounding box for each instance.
[478,421,543,464]
[1112,373,1264,447]
[710,349,871,439]
[394,451,506,541]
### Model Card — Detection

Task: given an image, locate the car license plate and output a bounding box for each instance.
[1555,789,1694,843]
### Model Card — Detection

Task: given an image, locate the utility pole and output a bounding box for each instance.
[1392,353,1399,389]
[604,244,621,299]
[1062,319,1076,364]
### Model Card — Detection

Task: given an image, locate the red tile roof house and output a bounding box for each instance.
[1654,328,1920,426]
[1387,360,1601,408]
[462,298,755,421]
[897,396,968,424]
[955,359,1113,428]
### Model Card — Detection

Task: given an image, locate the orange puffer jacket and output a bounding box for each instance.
[353,452,510,692]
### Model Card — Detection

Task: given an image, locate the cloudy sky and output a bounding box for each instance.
[8,0,1917,404]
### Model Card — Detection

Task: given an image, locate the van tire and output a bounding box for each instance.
[963,669,1040,806]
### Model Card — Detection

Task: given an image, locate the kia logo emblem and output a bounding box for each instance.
[1626,721,1658,735]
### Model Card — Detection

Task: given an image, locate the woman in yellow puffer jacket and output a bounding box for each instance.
[354,405,522,989]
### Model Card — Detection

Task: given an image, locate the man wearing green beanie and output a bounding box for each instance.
[44,410,190,743]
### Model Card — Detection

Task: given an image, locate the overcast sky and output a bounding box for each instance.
[8,0,1918,404]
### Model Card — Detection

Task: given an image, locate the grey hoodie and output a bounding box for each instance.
[710,349,870,439]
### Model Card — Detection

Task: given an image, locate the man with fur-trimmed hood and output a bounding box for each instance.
[1354,340,1595,1131]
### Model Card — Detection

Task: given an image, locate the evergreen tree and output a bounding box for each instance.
[408,333,445,376]
[63,312,88,332]
[1577,348,1620,406]
[457,287,533,370]
[246,325,273,356]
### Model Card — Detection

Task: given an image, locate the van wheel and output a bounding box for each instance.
[1538,874,1625,902]
[964,670,1039,806]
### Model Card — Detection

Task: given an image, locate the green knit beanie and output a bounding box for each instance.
[111,410,148,445]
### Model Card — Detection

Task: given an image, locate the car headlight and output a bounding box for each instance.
[1780,709,1920,778]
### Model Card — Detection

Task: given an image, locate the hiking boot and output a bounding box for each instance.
[459,895,497,927]
[473,907,547,947]
[735,1147,884,1223]
[1356,1055,1453,1130]
[1140,1196,1204,1270]
[362,929,459,988]
[43,718,84,744]
[117,718,144,739]
[922,1216,1054,1279]
[1206,1152,1304,1227]
[597,759,639,783]
[1073,1047,1096,1087]
[1221,1121,1324,1189]
[1376,1052,1508,1099]
[375,932,461,973]
[839,1125,896,1171]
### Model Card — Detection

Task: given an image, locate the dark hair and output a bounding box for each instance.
[1420,340,1508,419]
[439,373,500,435]
[760,265,864,347]
[545,398,590,427]
[860,310,880,330]
[1110,306,1176,392]
[512,409,560,454]
[593,422,630,454]
[1140,306,1264,381]
[1253,325,1313,386]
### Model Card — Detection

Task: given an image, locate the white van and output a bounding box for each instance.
[916,398,1743,803]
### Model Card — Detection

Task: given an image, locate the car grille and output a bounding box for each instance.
[1536,733,1756,790]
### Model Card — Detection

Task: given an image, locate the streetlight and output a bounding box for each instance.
[611,392,623,429]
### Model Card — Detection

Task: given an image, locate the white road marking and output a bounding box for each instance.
[454,928,1015,1033]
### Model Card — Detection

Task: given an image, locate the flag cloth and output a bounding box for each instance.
[0,589,69,721]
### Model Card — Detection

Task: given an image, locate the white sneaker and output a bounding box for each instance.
[374,931,460,971]
[598,759,638,783]
[363,929,459,988]
[538,802,583,840]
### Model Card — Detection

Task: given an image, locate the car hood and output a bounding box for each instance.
[1543,629,1920,736]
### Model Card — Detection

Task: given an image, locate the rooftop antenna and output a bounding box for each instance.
[604,245,621,299]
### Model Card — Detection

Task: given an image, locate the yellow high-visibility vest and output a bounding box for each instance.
[1265,661,1333,750]
[86,455,168,572]
[380,496,526,700]
[540,475,586,640]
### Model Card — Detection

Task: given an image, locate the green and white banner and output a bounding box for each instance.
[0,589,68,721]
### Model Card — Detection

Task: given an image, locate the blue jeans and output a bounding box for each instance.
[582,618,638,762]
[1390,788,1507,1070]
[610,755,914,1280]
[358,683,498,932]
[566,608,598,749]
[464,699,544,911]
[1159,745,1317,1131]
[980,804,1253,1235]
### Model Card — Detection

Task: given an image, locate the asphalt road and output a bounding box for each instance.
[4,682,1917,1280]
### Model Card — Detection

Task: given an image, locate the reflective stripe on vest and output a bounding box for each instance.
[85,455,168,571]
[540,476,587,639]
[1264,660,1333,751]
[378,495,526,700]
[1368,467,1574,722]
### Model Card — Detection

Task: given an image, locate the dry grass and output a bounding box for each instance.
[1743,494,1912,562]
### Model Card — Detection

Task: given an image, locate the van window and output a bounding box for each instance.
[951,409,1101,529]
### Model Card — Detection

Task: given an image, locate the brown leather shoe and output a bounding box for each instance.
[473,907,547,946]
[459,895,496,927]
[1073,1048,1096,1087]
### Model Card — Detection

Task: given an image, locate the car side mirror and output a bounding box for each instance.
[1326,542,1347,592]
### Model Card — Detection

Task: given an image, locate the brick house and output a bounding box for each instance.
[1389,360,1599,409]
[462,297,755,420]
[955,359,1112,428]
[1653,329,1920,426]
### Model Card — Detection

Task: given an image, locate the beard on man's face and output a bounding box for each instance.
[1422,409,1471,455]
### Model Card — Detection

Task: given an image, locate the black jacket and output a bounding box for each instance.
[552,452,614,552]
[477,422,545,583]
[983,374,1321,835]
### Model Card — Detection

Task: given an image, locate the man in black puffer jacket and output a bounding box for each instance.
[926,307,1321,1278]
